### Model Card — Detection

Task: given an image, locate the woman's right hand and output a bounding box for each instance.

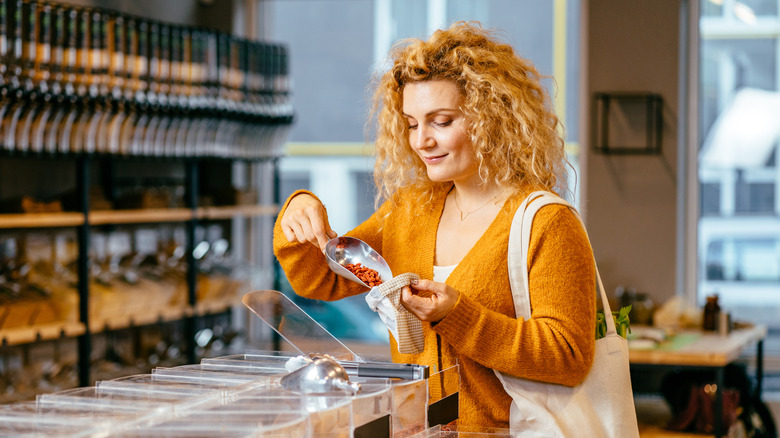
[279,193,338,251]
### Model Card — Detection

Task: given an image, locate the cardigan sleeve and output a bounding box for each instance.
[273,190,392,302]
[432,204,597,387]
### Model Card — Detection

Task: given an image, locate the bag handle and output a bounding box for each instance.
[508,191,617,336]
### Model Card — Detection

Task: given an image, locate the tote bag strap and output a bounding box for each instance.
[508,191,617,336]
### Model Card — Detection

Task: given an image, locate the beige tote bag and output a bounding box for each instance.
[495,191,640,437]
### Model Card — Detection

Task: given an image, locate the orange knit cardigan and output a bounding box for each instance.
[273,186,596,428]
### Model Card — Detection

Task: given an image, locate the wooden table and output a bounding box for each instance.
[629,324,767,438]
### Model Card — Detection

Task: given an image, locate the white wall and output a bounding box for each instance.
[583,0,683,305]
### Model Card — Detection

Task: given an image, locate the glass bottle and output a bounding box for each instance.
[155,22,173,156]
[47,2,62,92]
[18,0,35,89]
[84,8,109,154]
[101,12,124,154]
[51,5,77,154]
[5,0,36,152]
[9,0,23,83]
[0,0,12,152]
[235,38,249,158]
[200,28,218,157]
[41,3,64,153]
[130,18,149,156]
[121,14,133,99]
[254,42,272,158]
[93,10,119,154]
[179,26,191,101]
[91,8,107,97]
[143,20,161,156]
[213,32,232,157]
[32,0,49,89]
[73,5,87,96]
[28,1,54,153]
[703,294,720,331]
[168,24,186,156]
[67,6,89,154]
[107,12,123,97]
[169,23,181,106]
[0,0,8,83]
[271,43,292,157]
[191,27,207,156]
[117,15,135,155]
[60,3,74,92]
[71,8,102,154]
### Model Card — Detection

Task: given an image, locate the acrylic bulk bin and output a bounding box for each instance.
[108,409,310,437]
[225,389,354,437]
[36,385,206,416]
[200,352,429,436]
[148,360,395,435]
[0,401,138,438]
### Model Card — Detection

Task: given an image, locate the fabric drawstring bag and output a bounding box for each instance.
[495,191,640,437]
[365,272,424,354]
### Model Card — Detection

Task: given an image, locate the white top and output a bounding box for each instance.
[433,264,457,282]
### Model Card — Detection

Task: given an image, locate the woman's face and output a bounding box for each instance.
[402,80,478,185]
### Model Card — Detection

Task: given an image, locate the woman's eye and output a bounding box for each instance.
[434,120,453,127]
[408,124,418,131]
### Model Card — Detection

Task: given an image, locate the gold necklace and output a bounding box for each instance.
[452,191,502,222]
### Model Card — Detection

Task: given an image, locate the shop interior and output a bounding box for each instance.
[1,0,778,436]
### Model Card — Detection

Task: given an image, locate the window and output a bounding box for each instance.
[265,0,582,219]
[261,0,581,344]
[696,0,780,326]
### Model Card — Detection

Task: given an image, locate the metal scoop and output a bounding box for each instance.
[240,290,430,380]
[323,236,392,288]
[280,355,361,395]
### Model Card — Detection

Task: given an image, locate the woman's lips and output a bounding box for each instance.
[422,154,447,165]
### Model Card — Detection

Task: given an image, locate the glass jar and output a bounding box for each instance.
[702,294,720,331]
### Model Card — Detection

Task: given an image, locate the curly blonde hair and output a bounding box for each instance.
[369,21,570,208]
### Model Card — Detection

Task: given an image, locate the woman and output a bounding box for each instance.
[274,21,596,428]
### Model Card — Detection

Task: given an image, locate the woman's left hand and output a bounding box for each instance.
[401,279,460,323]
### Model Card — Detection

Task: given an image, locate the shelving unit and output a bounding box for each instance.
[0,0,292,400]
[0,153,282,390]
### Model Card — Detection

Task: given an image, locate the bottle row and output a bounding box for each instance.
[0,0,293,158]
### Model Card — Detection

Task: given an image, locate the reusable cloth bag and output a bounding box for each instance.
[365,272,425,354]
[495,191,639,437]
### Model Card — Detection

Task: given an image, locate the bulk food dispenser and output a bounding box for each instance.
[0,289,460,437]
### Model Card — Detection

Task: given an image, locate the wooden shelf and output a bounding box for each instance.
[0,212,84,229]
[1,321,86,346]
[0,205,279,229]
[89,305,191,332]
[87,300,238,333]
[190,297,239,316]
[0,301,239,342]
[88,208,194,225]
[197,204,279,220]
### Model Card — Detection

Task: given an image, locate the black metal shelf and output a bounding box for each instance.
[0,154,278,387]
[592,92,663,155]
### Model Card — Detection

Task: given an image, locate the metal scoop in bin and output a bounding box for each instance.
[241,290,429,388]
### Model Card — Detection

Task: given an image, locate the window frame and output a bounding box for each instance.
[683,0,780,307]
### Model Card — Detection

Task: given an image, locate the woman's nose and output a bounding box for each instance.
[412,126,434,149]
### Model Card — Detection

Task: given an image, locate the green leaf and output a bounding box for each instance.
[595,306,631,340]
